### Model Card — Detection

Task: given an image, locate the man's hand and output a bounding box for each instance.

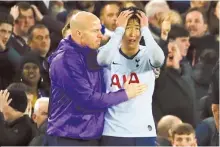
[0,40,6,52]
[0,90,12,112]
[31,5,43,21]
[116,10,133,28]
[136,10,149,28]
[166,41,182,69]
[123,76,147,99]
[10,5,19,21]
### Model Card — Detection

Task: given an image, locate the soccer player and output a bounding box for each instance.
[97,7,165,146]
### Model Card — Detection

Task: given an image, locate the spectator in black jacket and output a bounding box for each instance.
[0,89,35,145]
[0,12,19,90]
[27,24,51,89]
[196,61,219,146]
[184,8,219,65]
[153,35,198,127]
[192,49,218,100]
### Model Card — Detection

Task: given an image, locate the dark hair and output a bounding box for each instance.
[120,7,145,24]
[7,82,32,94]
[99,1,121,17]
[17,2,32,11]
[171,123,195,139]
[27,24,49,42]
[0,12,14,26]
[168,25,189,41]
[184,7,208,24]
[16,2,35,22]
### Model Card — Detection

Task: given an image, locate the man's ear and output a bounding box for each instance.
[32,113,37,123]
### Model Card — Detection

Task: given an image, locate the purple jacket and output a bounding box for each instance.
[47,36,128,139]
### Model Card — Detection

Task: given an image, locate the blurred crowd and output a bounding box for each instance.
[0,0,219,146]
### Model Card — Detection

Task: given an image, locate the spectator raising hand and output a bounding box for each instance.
[166,41,182,69]
[10,5,19,21]
[0,90,12,112]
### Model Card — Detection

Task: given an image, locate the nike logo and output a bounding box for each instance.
[112,61,121,65]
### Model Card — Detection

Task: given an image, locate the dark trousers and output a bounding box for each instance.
[100,136,156,146]
[46,135,99,146]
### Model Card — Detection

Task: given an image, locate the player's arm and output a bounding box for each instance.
[136,11,165,68]
[97,10,133,66]
[97,27,124,66]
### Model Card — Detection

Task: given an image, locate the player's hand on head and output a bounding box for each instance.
[136,10,148,28]
[123,76,147,99]
[116,10,133,28]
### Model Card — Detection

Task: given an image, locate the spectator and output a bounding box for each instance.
[199,94,213,120]
[196,117,219,146]
[192,49,218,100]
[28,24,50,58]
[29,97,49,146]
[16,52,49,107]
[49,1,65,19]
[185,8,208,38]
[0,12,17,90]
[13,2,35,43]
[184,8,219,65]
[7,82,33,117]
[144,0,170,42]
[153,36,198,127]
[197,61,219,146]
[156,115,183,146]
[99,2,121,37]
[27,24,51,90]
[171,123,197,147]
[0,89,35,145]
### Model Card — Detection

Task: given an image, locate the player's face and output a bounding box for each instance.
[122,19,141,50]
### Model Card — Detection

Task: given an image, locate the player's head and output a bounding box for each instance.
[171,123,197,147]
[70,11,102,50]
[121,7,144,51]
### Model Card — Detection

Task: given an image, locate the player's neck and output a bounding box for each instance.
[121,46,139,57]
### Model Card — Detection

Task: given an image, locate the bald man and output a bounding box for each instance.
[156,115,182,146]
[46,11,146,145]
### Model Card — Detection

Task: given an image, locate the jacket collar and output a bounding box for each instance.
[67,35,102,71]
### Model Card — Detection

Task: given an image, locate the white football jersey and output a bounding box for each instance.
[102,46,157,137]
[97,27,164,137]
